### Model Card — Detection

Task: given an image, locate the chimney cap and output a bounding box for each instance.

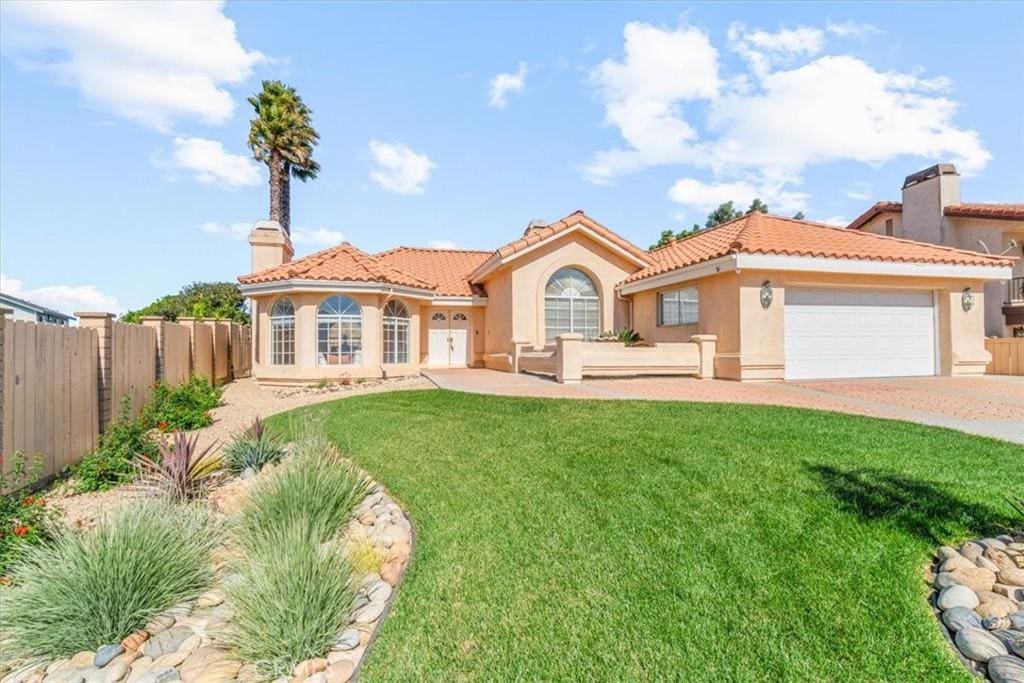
[903,163,959,189]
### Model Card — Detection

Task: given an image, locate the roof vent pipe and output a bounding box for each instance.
[524,219,548,235]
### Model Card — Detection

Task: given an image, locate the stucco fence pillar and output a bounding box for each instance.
[510,339,532,374]
[690,334,718,379]
[555,334,584,384]
[0,308,8,459]
[76,312,115,431]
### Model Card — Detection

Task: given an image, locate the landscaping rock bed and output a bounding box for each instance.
[1,465,414,683]
[930,534,1024,682]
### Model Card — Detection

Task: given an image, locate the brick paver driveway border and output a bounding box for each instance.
[424,369,1024,444]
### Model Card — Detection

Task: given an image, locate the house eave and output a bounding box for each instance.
[238,279,438,300]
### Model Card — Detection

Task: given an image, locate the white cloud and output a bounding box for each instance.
[728,23,824,78]
[820,216,848,226]
[163,136,261,189]
[1,1,265,131]
[428,240,458,249]
[291,227,344,246]
[668,177,808,215]
[201,222,343,247]
[844,182,874,201]
[200,221,251,239]
[584,22,720,184]
[368,140,436,195]
[488,61,528,109]
[826,20,883,40]
[1,273,122,315]
[585,21,991,213]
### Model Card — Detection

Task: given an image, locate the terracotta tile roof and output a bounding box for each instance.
[847,201,903,230]
[375,247,491,297]
[239,242,435,289]
[944,203,1024,220]
[489,210,653,266]
[622,212,1014,285]
[849,201,1024,229]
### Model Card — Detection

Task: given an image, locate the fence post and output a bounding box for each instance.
[140,316,166,381]
[690,334,718,379]
[0,308,9,459]
[555,334,584,384]
[177,317,198,377]
[76,312,115,431]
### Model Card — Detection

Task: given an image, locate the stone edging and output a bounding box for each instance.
[1,467,415,683]
[928,533,1024,683]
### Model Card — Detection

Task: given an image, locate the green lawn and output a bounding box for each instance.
[269,390,1022,682]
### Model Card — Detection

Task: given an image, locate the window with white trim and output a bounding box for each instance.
[269,298,295,365]
[658,287,699,326]
[317,296,362,365]
[382,300,410,364]
[544,267,599,343]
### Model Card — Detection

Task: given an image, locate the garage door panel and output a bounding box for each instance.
[784,288,935,380]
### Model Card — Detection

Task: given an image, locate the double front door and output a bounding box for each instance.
[428,310,470,367]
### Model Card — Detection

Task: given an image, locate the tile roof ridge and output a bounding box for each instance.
[647,212,752,254]
[759,212,1014,263]
[377,245,493,256]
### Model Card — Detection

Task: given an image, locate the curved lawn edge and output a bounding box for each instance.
[265,388,1022,681]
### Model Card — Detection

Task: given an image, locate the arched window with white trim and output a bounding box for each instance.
[382,300,410,364]
[544,267,599,343]
[317,296,362,365]
[269,298,295,365]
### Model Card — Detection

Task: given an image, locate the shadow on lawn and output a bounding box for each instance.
[808,464,1018,543]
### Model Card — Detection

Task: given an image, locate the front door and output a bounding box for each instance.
[427,310,472,367]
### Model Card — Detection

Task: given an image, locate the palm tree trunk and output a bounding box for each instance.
[281,164,291,236]
[269,149,286,234]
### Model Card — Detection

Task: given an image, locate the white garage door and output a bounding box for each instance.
[784,288,936,380]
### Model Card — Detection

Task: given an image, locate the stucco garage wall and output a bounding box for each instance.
[733,269,990,380]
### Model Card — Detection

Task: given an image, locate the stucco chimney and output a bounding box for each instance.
[901,163,961,245]
[249,220,293,273]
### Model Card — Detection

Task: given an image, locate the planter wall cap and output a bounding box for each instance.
[690,334,718,342]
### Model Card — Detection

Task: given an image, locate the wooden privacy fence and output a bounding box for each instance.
[1,309,252,485]
[985,337,1024,376]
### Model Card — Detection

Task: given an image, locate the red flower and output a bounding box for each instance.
[0,576,10,586]
[158,421,170,432]
[21,496,34,506]
[36,498,46,507]
[13,525,30,537]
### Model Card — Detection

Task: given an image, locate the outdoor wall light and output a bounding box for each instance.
[962,287,974,312]
[760,281,774,309]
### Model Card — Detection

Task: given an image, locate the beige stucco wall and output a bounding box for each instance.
[250,291,422,384]
[479,232,638,361]
[861,214,1023,336]
[626,269,994,381]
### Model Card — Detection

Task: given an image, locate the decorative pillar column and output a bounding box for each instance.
[555,334,584,384]
[690,334,718,379]
[76,312,115,431]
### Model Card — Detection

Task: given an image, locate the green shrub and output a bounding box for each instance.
[73,400,160,493]
[136,432,222,502]
[141,376,222,432]
[226,520,357,677]
[236,442,371,553]
[0,453,60,574]
[597,328,642,345]
[0,498,216,659]
[222,417,286,475]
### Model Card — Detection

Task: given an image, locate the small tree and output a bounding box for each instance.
[121,282,248,324]
[747,198,769,214]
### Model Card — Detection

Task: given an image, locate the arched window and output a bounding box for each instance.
[382,300,410,364]
[544,267,599,343]
[269,298,295,365]
[317,296,362,365]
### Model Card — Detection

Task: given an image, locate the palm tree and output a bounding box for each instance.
[247,81,320,235]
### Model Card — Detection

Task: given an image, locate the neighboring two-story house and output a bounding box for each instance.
[0,293,74,325]
[848,164,1024,337]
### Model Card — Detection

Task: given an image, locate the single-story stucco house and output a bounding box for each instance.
[238,208,1014,385]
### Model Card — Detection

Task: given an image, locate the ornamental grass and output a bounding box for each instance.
[0,498,216,659]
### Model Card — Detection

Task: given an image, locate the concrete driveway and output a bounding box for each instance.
[423,369,1024,444]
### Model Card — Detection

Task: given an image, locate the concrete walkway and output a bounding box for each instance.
[424,369,1024,444]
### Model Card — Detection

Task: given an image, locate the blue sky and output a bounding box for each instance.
[1,1,1022,314]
